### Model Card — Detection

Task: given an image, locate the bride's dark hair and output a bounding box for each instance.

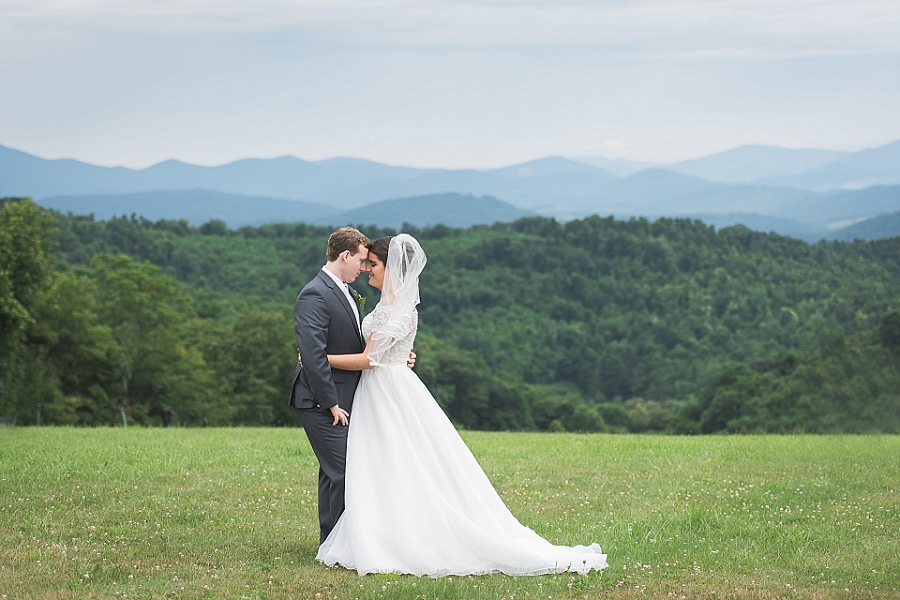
[368,236,393,265]
[370,235,418,279]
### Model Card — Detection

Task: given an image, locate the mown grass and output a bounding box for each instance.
[0,429,897,599]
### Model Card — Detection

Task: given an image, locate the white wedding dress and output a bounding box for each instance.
[315,304,608,577]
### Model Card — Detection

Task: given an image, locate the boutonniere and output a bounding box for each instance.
[350,287,366,312]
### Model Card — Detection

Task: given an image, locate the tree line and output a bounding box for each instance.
[2,198,898,432]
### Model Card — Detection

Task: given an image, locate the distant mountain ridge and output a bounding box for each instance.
[3,141,898,238]
[577,141,899,190]
[4,140,897,204]
[36,190,336,227]
[665,146,850,184]
[32,185,898,241]
[35,190,528,230]
[823,211,900,242]
[0,145,438,204]
[312,193,533,230]
[760,142,900,190]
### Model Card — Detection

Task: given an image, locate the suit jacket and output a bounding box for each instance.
[289,270,365,413]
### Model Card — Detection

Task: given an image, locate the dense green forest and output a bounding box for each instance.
[2,197,898,432]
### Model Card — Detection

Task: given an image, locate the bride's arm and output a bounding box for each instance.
[327,335,376,370]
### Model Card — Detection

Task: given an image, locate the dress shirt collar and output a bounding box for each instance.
[321,266,347,289]
[321,267,361,331]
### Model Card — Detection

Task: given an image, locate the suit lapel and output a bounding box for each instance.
[318,271,364,345]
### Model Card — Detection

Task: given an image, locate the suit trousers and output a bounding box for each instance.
[294,406,349,544]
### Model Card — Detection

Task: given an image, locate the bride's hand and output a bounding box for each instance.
[407,349,416,369]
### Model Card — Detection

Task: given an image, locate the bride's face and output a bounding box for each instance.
[366,251,385,290]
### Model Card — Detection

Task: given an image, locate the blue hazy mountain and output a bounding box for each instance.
[573,147,847,183]
[776,185,900,225]
[323,168,511,209]
[536,169,812,218]
[33,190,530,230]
[760,141,900,190]
[332,165,820,221]
[6,141,896,202]
[733,188,900,241]
[3,142,897,229]
[680,213,828,240]
[665,146,849,184]
[313,193,532,230]
[485,156,615,179]
[570,156,657,178]
[314,158,620,215]
[0,145,441,204]
[0,144,615,213]
[575,140,897,190]
[36,190,337,227]
[822,211,900,241]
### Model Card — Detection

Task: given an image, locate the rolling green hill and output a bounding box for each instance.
[3,198,898,432]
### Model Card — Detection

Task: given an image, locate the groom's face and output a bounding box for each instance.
[340,244,370,283]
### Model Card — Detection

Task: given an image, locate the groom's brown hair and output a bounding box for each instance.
[326,227,371,262]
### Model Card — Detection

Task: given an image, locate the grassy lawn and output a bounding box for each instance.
[0,429,897,599]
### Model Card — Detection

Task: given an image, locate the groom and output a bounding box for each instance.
[290,226,371,544]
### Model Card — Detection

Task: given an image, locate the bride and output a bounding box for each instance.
[316,234,608,577]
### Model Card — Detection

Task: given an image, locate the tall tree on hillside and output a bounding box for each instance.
[188,310,297,426]
[0,199,56,421]
[23,271,125,424]
[91,254,213,425]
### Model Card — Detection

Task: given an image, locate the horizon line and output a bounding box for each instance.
[3,139,898,173]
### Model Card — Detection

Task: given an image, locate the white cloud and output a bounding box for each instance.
[5,0,899,56]
[1,0,898,167]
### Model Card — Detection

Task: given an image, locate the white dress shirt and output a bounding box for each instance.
[321,267,361,331]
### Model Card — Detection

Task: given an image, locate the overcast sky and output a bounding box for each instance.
[1,0,898,169]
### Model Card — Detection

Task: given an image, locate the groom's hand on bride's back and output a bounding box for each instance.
[407,349,416,369]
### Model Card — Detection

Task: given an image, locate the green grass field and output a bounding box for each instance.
[1,429,897,599]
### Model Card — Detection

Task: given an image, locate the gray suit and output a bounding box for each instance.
[290,269,364,543]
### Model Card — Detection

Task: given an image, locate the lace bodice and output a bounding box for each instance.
[362,304,418,365]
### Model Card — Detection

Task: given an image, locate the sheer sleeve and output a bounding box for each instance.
[366,306,417,366]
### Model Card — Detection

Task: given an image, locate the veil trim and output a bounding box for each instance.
[366,234,427,366]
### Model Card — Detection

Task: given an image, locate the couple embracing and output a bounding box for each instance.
[290,227,608,577]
